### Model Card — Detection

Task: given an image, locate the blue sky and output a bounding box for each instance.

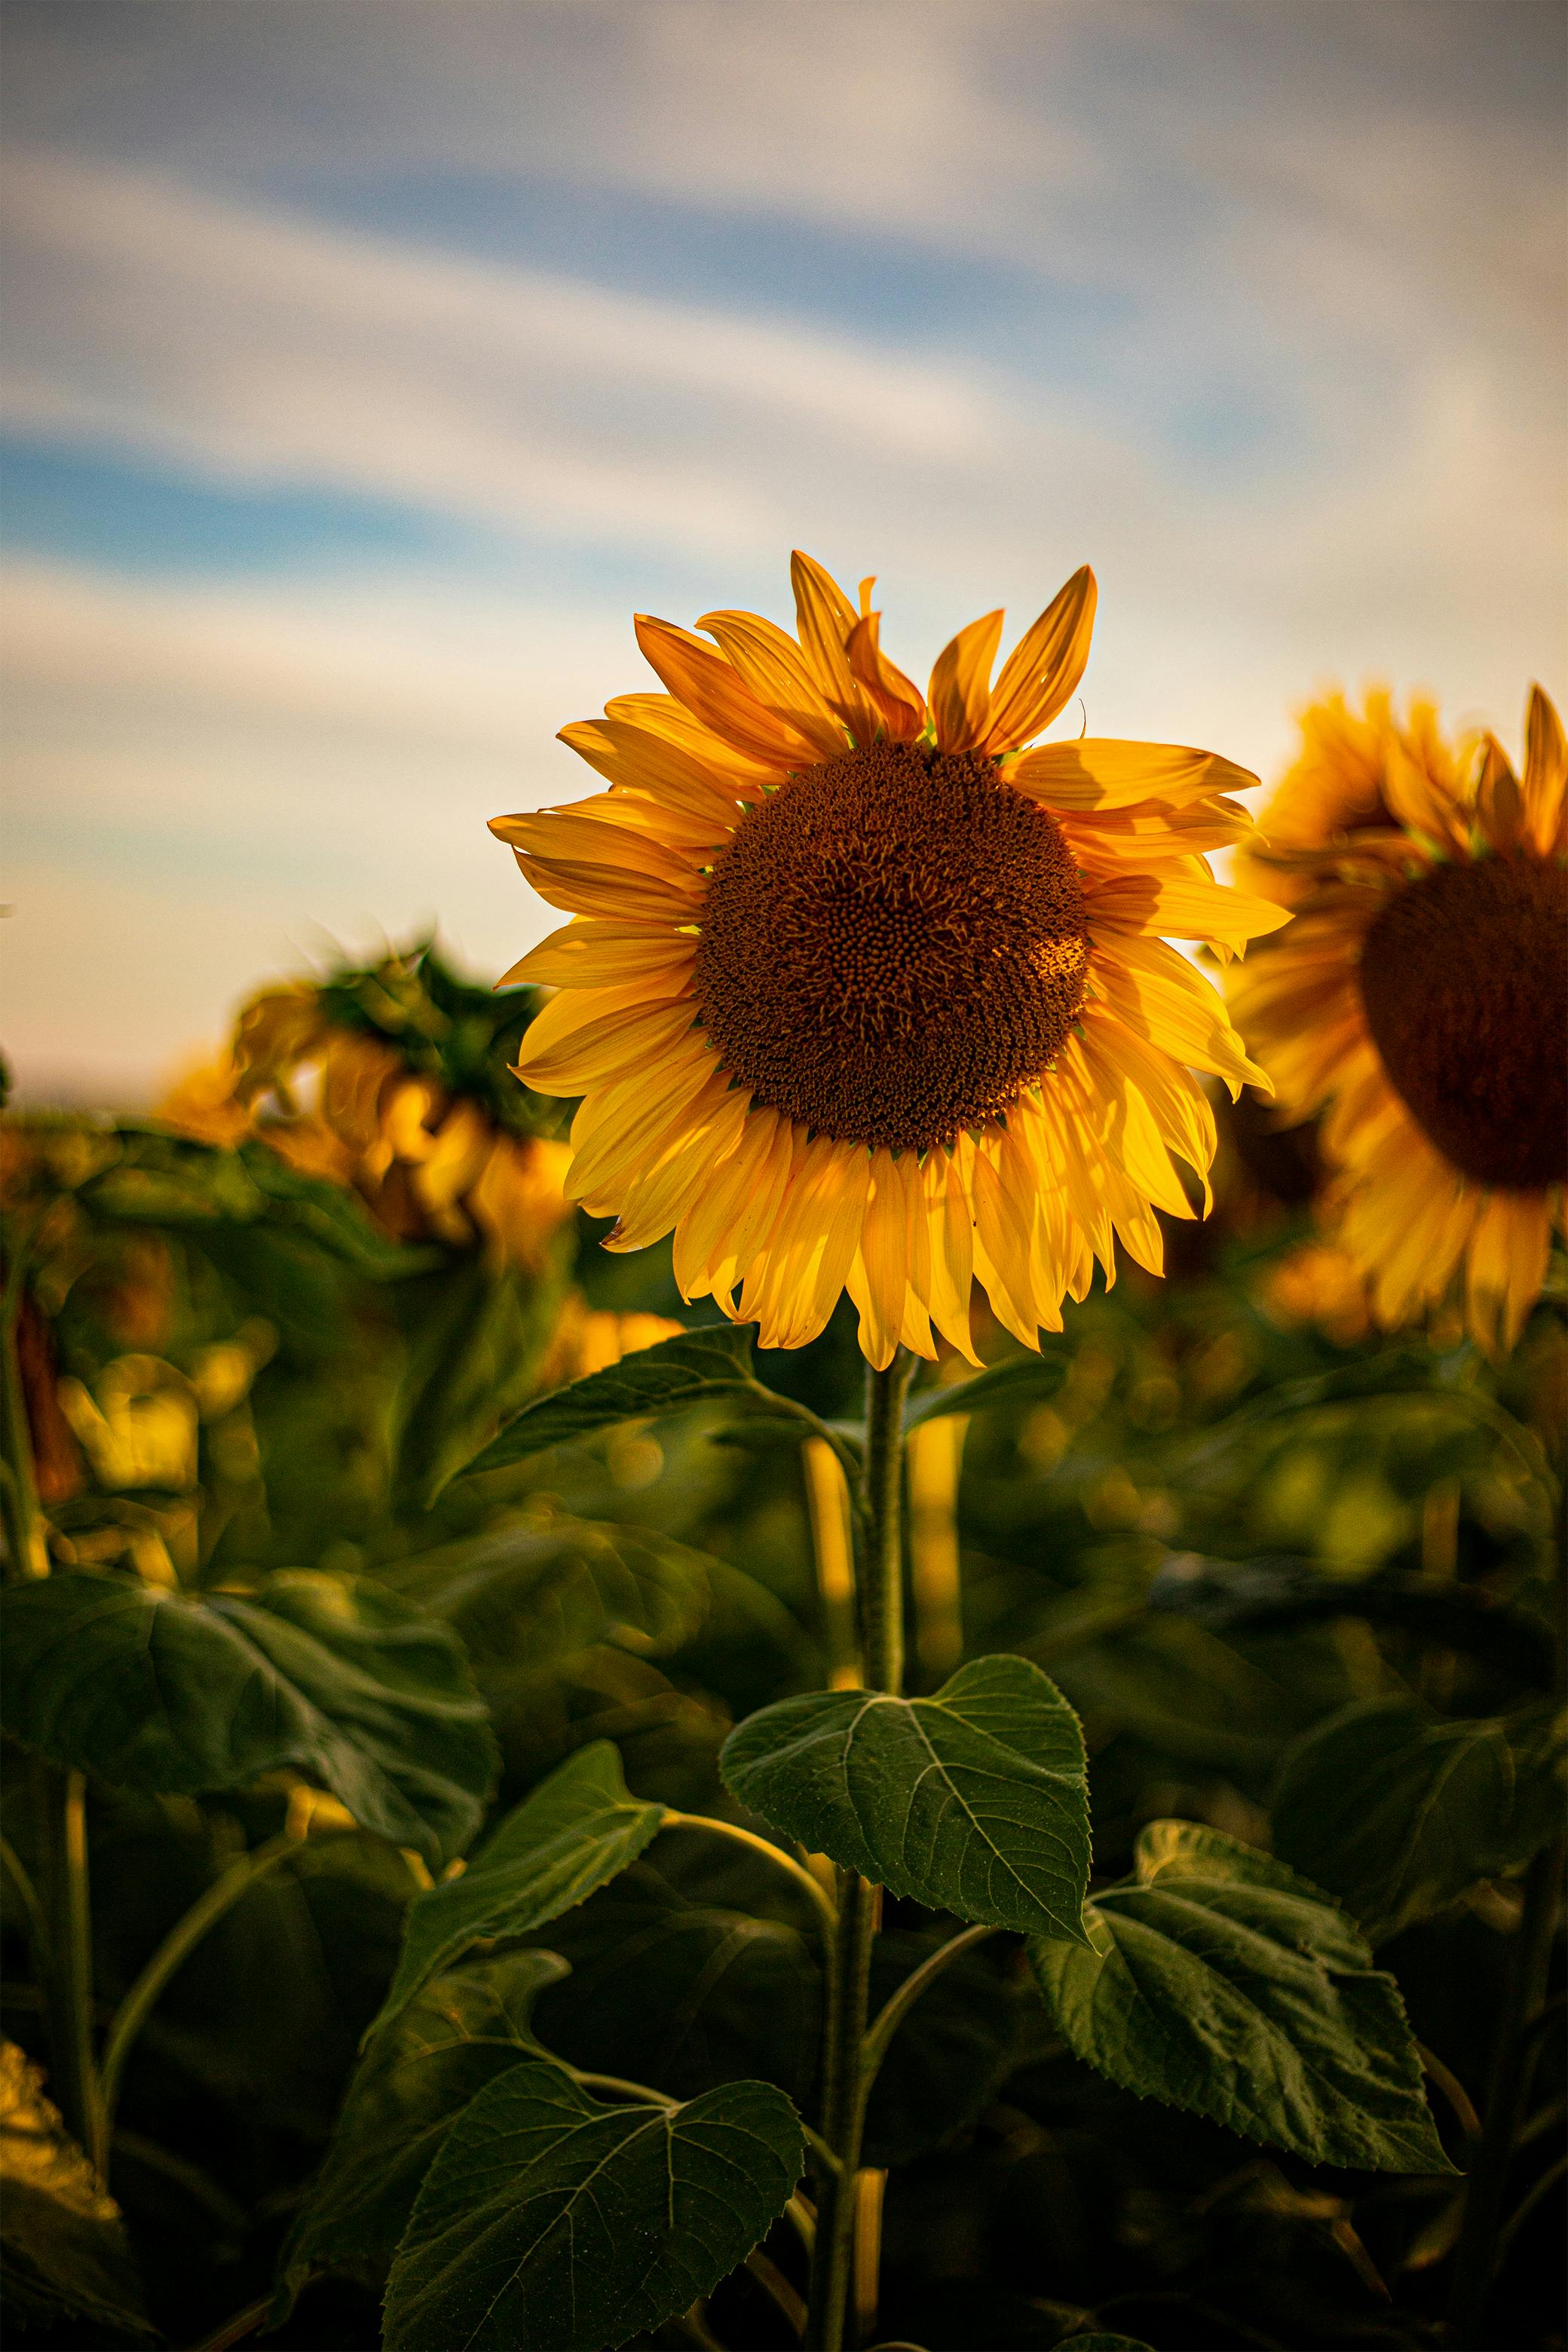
[3,0,1564,1100]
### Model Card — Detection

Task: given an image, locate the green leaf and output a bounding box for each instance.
[450,1323,759,1484]
[383,2058,803,2352]
[1029,1821,1453,2174]
[368,1741,667,2040]
[387,1256,568,1511]
[0,1570,495,1869]
[1272,1699,1521,1942]
[0,2039,155,2338]
[905,1349,1067,1427]
[277,1951,569,2309]
[721,1656,1091,1941]
[523,1870,820,2109]
[389,1514,713,1683]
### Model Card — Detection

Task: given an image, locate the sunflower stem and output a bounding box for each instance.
[805,1351,912,2352]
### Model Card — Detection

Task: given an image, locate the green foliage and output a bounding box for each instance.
[277,1950,570,2308]
[1030,1821,1453,2174]
[0,1568,495,1867]
[369,1742,667,2037]
[381,2059,803,2352]
[904,1349,1069,1426]
[1272,1697,1564,1941]
[453,1322,761,1480]
[722,1655,1092,1940]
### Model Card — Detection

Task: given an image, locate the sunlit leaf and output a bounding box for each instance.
[721,1656,1091,1941]
[277,1951,569,2311]
[368,1741,666,2040]
[0,2040,154,2338]
[449,1323,760,1484]
[0,1570,495,1868]
[1029,1821,1453,2173]
[383,2057,803,2352]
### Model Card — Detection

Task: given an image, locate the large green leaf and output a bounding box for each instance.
[387,1256,567,1511]
[1272,1698,1521,1942]
[905,1349,1067,1428]
[368,1741,667,2039]
[0,2040,154,2339]
[1029,1821,1453,2173]
[450,1324,760,1483]
[389,1514,714,1684]
[0,1570,495,1869]
[524,1876,819,2110]
[277,1951,568,2310]
[721,1656,1091,1941]
[383,2058,804,2352]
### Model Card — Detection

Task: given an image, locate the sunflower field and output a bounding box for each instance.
[2,568,1563,2352]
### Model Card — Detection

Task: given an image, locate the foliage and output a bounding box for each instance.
[1,1027,1563,2350]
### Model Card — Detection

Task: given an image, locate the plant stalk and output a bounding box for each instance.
[805,1351,911,2352]
[51,1769,107,2176]
[99,1830,307,2144]
[0,1243,47,1579]
[1447,1835,1564,2343]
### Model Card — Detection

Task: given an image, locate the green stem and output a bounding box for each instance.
[805,1352,912,2352]
[100,1831,304,2142]
[0,1243,46,1580]
[859,1352,914,1695]
[0,1832,51,1975]
[859,1925,1000,2100]
[662,1811,839,1942]
[49,1769,106,2175]
[1448,1836,1564,2342]
[184,2294,272,2352]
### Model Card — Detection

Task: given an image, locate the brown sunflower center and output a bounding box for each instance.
[1358,854,1568,1190]
[693,740,1089,1153]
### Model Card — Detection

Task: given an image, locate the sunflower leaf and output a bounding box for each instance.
[0,1570,496,1870]
[720,1655,1091,1941]
[366,1742,667,2041]
[276,1950,570,2314]
[1028,1821,1454,2173]
[1272,1697,1557,1942]
[445,1324,760,1484]
[905,1349,1069,1427]
[382,2058,803,2352]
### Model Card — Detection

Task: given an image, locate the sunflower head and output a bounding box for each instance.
[158,944,574,1269]
[1231,684,1567,1353]
[492,554,1283,1367]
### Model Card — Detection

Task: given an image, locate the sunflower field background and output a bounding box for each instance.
[2,896,1563,2352]
[5,8,1566,2352]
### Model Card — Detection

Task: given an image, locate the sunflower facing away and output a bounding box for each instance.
[1232,686,1567,1352]
[492,555,1287,1366]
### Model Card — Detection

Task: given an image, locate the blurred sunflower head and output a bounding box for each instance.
[1231,685,1567,1352]
[159,945,574,1271]
[492,553,1285,1367]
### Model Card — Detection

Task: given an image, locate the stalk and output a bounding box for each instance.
[51,1769,107,2175]
[0,1245,47,1579]
[805,1351,912,2352]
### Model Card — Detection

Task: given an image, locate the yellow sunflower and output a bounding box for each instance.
[1232,685,1567,1352]
[493,554,1286,1367]
[1236,685,1474,907]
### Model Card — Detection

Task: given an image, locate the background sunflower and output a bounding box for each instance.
[1231,686,1567,1352]
[495,554,1286,1367]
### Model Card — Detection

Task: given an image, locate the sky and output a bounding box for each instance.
[3,0,1565,1104]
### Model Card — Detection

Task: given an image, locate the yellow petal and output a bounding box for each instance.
[846,608,926,743]
[1086,868,1291,954]
[516,998,697,1092]
[1011,740,1258,813]
[697,607,850,758]
[1521,684,1568,856]
[984,566,1097,754]
[790,551,882,741]
[498,920,697,991]
[635,614,822,768]
[1474,738,1528,857]
[605,691,782,789]
[856,1147,910,1369]
[513,849,703,924]
[559,719,743,825]
[927,609,1004,754]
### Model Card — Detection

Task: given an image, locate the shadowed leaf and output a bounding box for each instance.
[448,1324,760,1484]
[0,2040,154,2338]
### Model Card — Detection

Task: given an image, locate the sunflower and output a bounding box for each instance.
[494,555,1285,1367]
[1236,685,1477,908]
[1231,686,1567,1352]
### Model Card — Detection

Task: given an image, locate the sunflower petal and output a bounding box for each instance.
[635,615,822,767]
[1012,740,1259,813]
[927,609,1004,753]
[697,608,850,758]
[846,609,926,743]
[1521,684,1568,856]
[985,566,1097,754]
